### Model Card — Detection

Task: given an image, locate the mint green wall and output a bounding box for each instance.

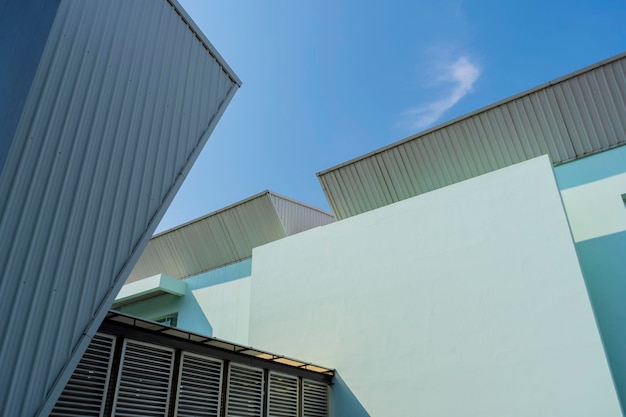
[249,156,620,417]
[554,145,626,190]
[555,147,626,412]
[577,231,626,408]
[117,259,252,337]
[117,291,213,335]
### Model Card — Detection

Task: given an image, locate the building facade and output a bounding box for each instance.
[115,53,626,416]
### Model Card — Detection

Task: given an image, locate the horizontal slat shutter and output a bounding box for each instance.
[302,379,328,417]
[267,372,298,417]
[112,340,174,417]
[225,363,264,417]
[50,333,116,417]
[175,352,223,417]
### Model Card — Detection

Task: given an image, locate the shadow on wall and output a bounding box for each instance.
[330,372,370,417]
[577,230,626,412]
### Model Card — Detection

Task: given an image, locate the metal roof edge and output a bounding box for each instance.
[316,50,626,177]
[166,0,242,87]
[154,190,334,240]
[177,256,252,280]
[152,190,272,239]
[268,191,335,218]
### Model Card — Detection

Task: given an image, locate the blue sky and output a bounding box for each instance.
[157,0,626,232]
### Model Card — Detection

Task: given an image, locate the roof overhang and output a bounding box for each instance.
[128,191,333,282]
[0,1,241,416]
[102,311,334,382]
[112,274,187,308]
[318,52,626,220]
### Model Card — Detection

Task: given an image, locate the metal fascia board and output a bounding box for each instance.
[166,0,241,87]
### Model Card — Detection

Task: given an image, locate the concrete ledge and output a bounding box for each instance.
[113,275,186,309]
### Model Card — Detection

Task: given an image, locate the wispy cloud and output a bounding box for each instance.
[406,56,481,130]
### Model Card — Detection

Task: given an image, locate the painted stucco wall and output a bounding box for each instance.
[249,156,620,417]
[555,146,626,409]
[117,259,251,343]
[193,277,251,344]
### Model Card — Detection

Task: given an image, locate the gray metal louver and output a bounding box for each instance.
[50,333,116,417]
[302,379,328,417]
[225,363,264,417]
[112,340,174,417]
[267,372,299,417]
[175,352,223,417]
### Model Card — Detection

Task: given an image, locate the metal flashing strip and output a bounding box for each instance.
[166,0,241,86]
[102,311,335,382]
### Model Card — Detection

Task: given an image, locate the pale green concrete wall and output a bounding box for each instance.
[561,172,626,242]
[249,156,621,417]
[193,277,251,345]
[555,149,626,409]
[116,259,251,339]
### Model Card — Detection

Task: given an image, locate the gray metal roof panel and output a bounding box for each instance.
[318,52,626,220]
[0,1,239,416]
[128,192,334,281]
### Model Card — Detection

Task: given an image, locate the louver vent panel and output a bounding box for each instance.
[50,333,116,417]
[267,372,299,417]
[112,340,174,417]
[225,363,264,417]
[175,352,223,417]
[302,379,328,417]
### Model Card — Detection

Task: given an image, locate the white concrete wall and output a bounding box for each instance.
[249,156,621,417]
[561,172,626,242]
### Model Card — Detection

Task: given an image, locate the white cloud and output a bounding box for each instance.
[406,56,480,130]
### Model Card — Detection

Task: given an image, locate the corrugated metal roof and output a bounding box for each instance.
[128,191,334,282]
[269,192,335,235]
[318,52,626,220]
[0,1,239,416]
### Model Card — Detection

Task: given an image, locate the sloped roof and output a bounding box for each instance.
[318,52,626,220]
[0,1,240,416]
[128,191,334,281]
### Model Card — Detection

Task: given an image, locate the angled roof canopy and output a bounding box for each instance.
[0,1,240,416]
[318,52,626,220]
[128,191,334,282]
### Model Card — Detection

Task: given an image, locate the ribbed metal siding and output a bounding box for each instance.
[269,193,334,235]
[0,0,60,175]
[128,193,286,281]
[0,1,238,416]
[318,55,626,219]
